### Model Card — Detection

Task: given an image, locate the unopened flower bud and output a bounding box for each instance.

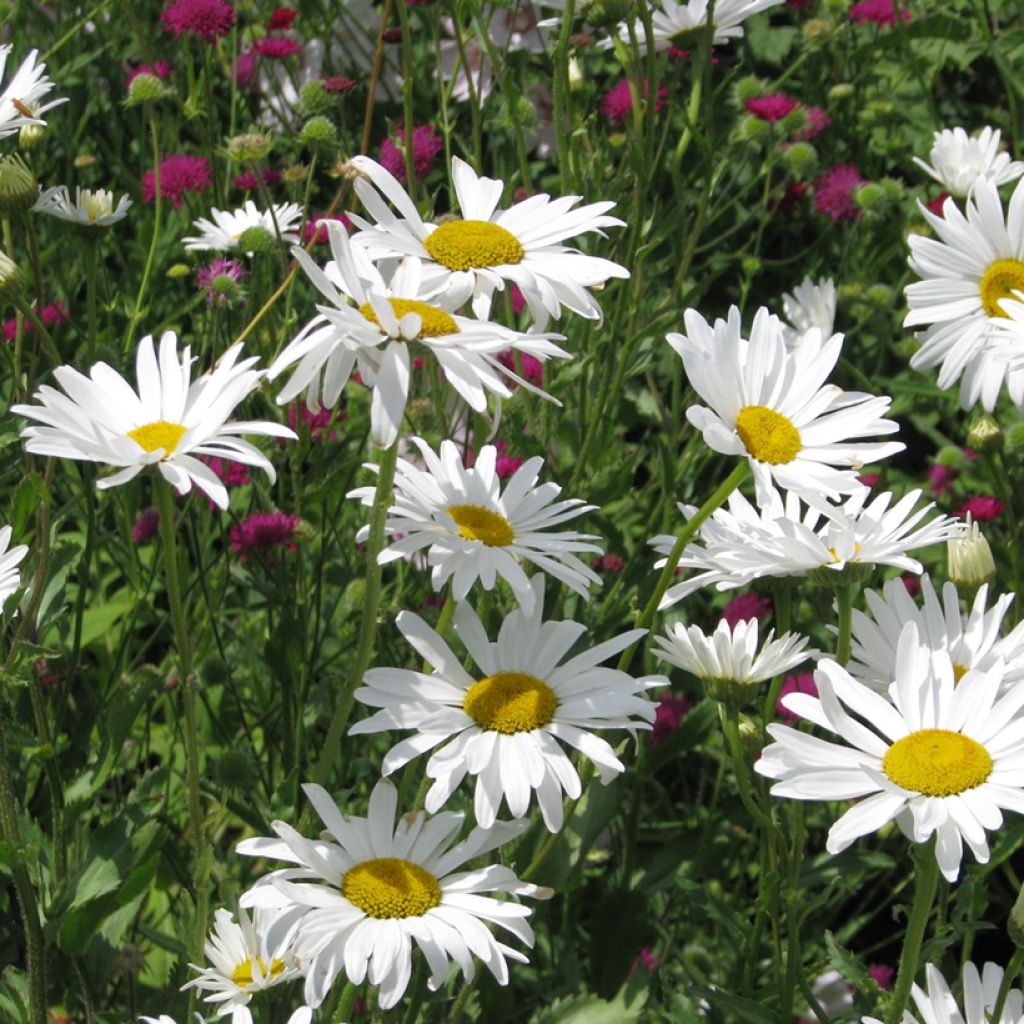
[853,183,888,216]
[0,250,23,296]
[125,73,174,107]
[0,154,38,211]
[967,411,1003,454]
[803,18,833,46]
[281,163,309,184]
[166,262,192,279]
[737,113,771,144]
[782,141,817,180]
[18,123,44,151]
[948,516,996,590]
[299,115,337,150]
[298,79,332,118]
[567,56,584,90]
[827,82,855,103]
[226,130,273,163]
[735,75,766,102]
[864,283,896,308]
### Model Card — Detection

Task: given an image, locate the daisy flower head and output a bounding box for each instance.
[653,487,961,609]
[862,961,1023,1024]
[12,332,296,509]
[237,780,550,1010]
[350,438,602,612]
[347,154,629,325]
[667,306,904,508]
[182,906,298,1022]
[0,46,67,139]
[848,575,1024,694]
[269,222,570,448]
[780,275,836,346]
[183,200,303,254]
[352,576,663,829]
[904,177,1024,411]
[613,0,785,55]
[757,620,1024,881]
[914,126,1024,199]
[33,185,132,230]
[0,525,29,608]
[653,617,810,703]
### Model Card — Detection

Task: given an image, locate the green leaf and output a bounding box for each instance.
[539,970,648,1024]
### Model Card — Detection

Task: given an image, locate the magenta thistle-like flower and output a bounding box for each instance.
[379,124,444,184]
[161,0,236,39]
[497,350,544,388]
[233,50,258,87]
[849,0,909,25]
[286,402,341,443]
[928,463,959,498]
[650,692,691,746]
[231,512,304,560]
[960,495,1004,521]
[3,302,67,342]
[303,213,352,245]
[132,506,161,544]
[775,672,816,726]
[195,257,246,306]
[812,163,862,221]
[232,168,282,191]
[322,75,356,93]
[143,154,212,209]
[601,78,669,127]
[793,104,830,140]
[268,6,298,30]
[251,35,303,58]
[125,60,171,89]
[721,590,772,628]
[744,92,797,122]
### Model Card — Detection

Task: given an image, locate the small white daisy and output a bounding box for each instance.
[904,177,1024,410]
[780,275,836,347]
[351,576,662,830]
[269,221,570,447]
[349,437,602,613]
[613,0,785,54]
[653,487,961,609]
[913,126,1024,198]
[0,46,67,139]
[756,621,1024,882]
[34,185,132,228]
[862,961,1024,1024]
[237,780,550,1010]
[668,306,903,509]
[848,575,1024,693]
[12,332,296,509]
[182,907,298,1024]
[183,201,304,253]
[653,617,811,701]
[0,525,28,608]
[347,155,629,324]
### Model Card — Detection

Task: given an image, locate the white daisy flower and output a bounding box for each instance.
[652,617,811,700]
[667,306,903,509]
[237,780,550,1010]
[0,526,28,608]
[34,185,132,228]
[863,961,1023,1024]
[182,907,298,1024]
[612,0,785,54]
[351,576,662,830]
[653,487,961,609]
[348,437,602,613]
[780,275,836,347]
[904,177,1024,411]
[268,221,570,448]
[849,575,1024,693]
[347,155,629,324]
[183,201,304,253]
[0,46,67,139]
[756,620,1024,882]
[913,126,1024,199]
[12,332,296,509]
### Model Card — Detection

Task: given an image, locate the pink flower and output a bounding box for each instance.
[304,213,352,245]
[231,512,304,561]
[813,163,863,221]
[960,495,1004,521]
[850,0,909,25]
[125,60,171,89]
[498,350,543,388]
[251,35,303,58]
[869,964,894,990]
[2,302,68,342]
[744,93,798,122]
[285,402,342,443]
[234,50,258,87]
[928,463,959,498]
[322,75,356,93]
[786,0,814,10]
[509,284,527,315]
[600,78,669,127]
[858,473,880,487]
[721,590,772,628]
[161,0,236,39]
[132,506,161,544]
[651,692,691,746]
[592,554,625,573]
[902,575,921,598]
[143,154,212,209]
[776,672,817,726]
[493,440,524,479]
[196,258,246,306]
[233,168,282,191]
[793,105,830,140]
[629,947,662,975]
[35,660,62,689]
[379,125,444,184]
[925,191,950,216]
[202,455,251,507]
[963,447,978,461]
[268,5,298,29]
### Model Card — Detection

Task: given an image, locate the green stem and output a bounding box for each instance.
[401,960,429,1024]
[155,478,207,958]
[992,947,1024,1022]
[719,705,773,831]
[884,840,940,1024]
[84,237,98,363]
[323,980,360,1023]
[125,108,162,351]
[762,586,792,726]
[11,293,61,367]
[834,584,853,666]
[447,974,475,1024]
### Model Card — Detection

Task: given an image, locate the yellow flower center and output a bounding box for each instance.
[81,192,111,222]
[342,857,441,919]
[358,297,459,338]
[423,220,525,271]
[882,728,993,797]
[127,420,188,457]
[446,504,515,546]
[463,671,558,734]
[953,662,968,684]
[979,258,1024,317]
[230,957,286,989]
[735,406,802,465]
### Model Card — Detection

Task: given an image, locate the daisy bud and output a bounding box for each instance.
[236,225,276,253]
[967,411,1003,454]
[299,115,337,151]
[737,715,763,755]
[782,141,818,180]
[125,72,175,107]
[18,123,45,151]
[0,155,39,212]
[225,130,274,163]
[827,81,855,102]
[568,56,584,89]
[802,18,833,45]
[0,250,23,297]
[166,262,192,278]
[948,515,996,590]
